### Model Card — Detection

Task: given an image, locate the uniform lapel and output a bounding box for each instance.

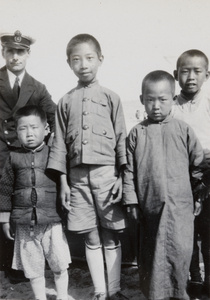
[0,66,17,110]
[12,71,35,114]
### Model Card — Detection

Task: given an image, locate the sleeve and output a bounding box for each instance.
[187,125,210,186]
[0,156,15,212]
[111,95,127,170]
[122,129,139,205]
[38,83,57,132]
[47,98,68,174]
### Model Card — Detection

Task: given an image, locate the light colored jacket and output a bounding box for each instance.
[48,81,127,173]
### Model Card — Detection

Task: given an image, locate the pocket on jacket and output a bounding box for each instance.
[92,125,113,139]
[92,124,116,156]
[91,97,109,118]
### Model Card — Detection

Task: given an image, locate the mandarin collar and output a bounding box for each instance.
[77,79,99,89]
[180,89,202,102]
[147,114,172,125]
[23,142,45,153]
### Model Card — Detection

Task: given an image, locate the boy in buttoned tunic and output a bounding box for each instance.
[47,34,127,300]
[171,49,210,298]
[0,106,71,300]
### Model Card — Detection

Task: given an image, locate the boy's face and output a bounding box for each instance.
[67,42,103,84]
[174,55,209,94]
[2,47,30,76]
[140,80,174,122]
[17,115,48,149]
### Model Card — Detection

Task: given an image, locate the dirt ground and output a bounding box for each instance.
[0,260,209,300]
[0,260,146,300]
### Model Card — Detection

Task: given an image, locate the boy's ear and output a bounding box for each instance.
[44,124,50,136]
[173,70,178,81]
[99,55,104,64]
[140,95,144,105]
[67,58,72,69]
[206,71,210,81]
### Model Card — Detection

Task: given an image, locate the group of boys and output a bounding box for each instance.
[0,30,209,300]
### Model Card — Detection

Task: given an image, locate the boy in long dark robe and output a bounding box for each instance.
[123,70,210,300]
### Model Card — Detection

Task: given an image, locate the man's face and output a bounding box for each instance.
[2,47,30,75]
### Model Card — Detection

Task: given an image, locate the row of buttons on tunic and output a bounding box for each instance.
[82,97,89,145]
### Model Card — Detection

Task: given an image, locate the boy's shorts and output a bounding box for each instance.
[67,165,126,233]
[12,222,71,279]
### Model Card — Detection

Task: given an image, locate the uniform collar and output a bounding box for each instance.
[7,68,25,88]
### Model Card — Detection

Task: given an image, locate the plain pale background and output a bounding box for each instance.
[1,0,210,130]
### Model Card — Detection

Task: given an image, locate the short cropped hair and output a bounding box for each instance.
[176,49,209,70]
[14,105,47,127]
[66,33,102,58]
[142,70,175,96]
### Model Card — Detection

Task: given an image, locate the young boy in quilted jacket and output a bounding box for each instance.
[0,105,71,300]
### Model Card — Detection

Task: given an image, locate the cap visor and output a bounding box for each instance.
[2,42,29,50]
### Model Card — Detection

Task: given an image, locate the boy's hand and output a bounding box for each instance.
[194,200,203,216]
[109,176,122,205]
[194,182,209,202]
[2,223,14,240]
[126,205,140,222]
[60,174,71,211]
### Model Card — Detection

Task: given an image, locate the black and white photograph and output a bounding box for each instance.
[0,1,210,299]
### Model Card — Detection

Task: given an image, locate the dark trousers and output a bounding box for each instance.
[190,198,210,288]
[0,224,14,271]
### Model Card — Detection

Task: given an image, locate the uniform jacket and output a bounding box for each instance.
[48,80,127,174]
[0,144,61,225]
[0,66,56,148]
[123,116,209,300]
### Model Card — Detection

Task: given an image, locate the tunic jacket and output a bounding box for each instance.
[48,81,127,173]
